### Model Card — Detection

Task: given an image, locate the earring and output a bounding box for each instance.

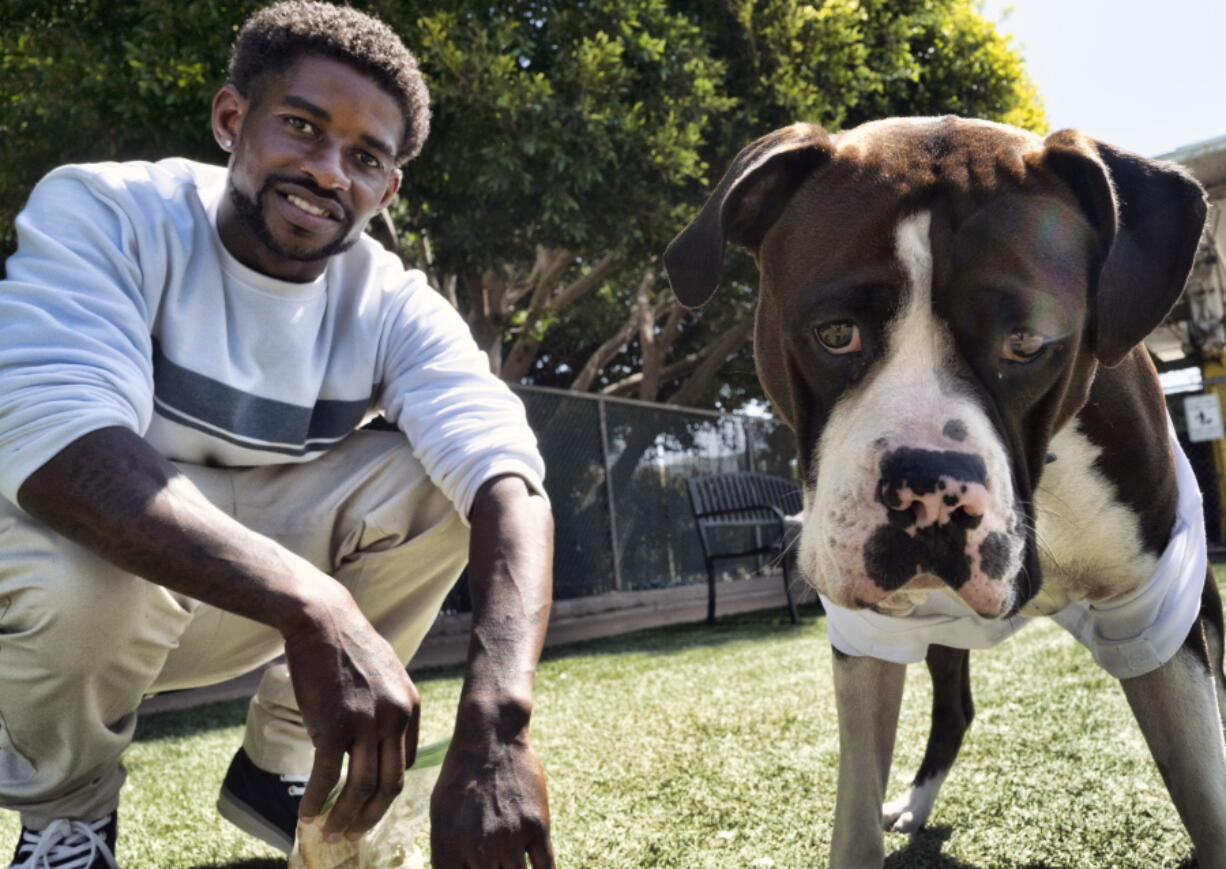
[222,139,233,151]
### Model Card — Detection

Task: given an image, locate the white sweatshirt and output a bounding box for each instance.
[0,158,544,519]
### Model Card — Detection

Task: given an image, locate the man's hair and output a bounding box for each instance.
[227,1,430,163]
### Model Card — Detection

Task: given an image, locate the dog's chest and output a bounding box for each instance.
[1025,425,1158,615]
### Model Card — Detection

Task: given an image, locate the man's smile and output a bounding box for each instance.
[285,192,334,219]
[270,180,349,234]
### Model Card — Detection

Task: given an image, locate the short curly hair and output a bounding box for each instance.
[227,1,430,162]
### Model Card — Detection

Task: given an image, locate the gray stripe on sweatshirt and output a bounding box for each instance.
[152,339,372,452]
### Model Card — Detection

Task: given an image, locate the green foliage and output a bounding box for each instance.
[0,0,1045,409]
[0,0,264,249]
[374,0,733,274]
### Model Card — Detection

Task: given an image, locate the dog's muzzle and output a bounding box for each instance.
[803,438,1025,619]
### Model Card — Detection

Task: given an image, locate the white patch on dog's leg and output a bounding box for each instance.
[882,771,948,834]
[1120,647,1226,865]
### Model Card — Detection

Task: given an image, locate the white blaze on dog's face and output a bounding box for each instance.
[799,210,1024,617]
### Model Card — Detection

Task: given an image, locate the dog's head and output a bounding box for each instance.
[666,116,1205,617]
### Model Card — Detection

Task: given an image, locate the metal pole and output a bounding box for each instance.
[744,418,765,565]
[597,396,624,592]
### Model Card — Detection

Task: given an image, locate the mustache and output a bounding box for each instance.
[262,173,352,224]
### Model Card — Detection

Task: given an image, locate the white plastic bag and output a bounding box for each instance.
[288,738,448,869]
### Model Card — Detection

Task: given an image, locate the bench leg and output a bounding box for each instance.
[782,550,799,625]
[706,557,717,624]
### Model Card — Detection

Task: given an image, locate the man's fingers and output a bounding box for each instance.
[347,734,406,835]
[404,699,420,769]
[323,739,377,837]
[299,747,344,820]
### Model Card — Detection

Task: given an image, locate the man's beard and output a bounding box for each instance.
[229,173,358,263]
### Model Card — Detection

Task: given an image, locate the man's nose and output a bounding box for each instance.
[302,142,350,191]
[876,447,989,529]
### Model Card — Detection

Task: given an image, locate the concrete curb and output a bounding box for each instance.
[138,574,813,716]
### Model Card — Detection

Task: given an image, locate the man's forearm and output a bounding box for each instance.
[458,474,554,730]
[16,425,341,635]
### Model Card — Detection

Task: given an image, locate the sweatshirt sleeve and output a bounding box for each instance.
[376,272,546,521]
[0,167,156,505]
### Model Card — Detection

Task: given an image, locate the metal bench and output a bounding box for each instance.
[685,471,804,624]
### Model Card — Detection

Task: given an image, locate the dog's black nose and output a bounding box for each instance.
[876,447,988,529]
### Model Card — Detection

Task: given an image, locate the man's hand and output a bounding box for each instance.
[430,703,554,868]
[286,585,422,841]
[431,474,555,867]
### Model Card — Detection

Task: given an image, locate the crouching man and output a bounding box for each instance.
[0,3,554,867]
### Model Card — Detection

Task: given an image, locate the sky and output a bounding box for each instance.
[979,0,1226,157]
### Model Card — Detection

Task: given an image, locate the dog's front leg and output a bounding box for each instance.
[1120,645,1226,866]
[830,648,906,869]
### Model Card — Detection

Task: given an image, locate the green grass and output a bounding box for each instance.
[5,573,1224,868]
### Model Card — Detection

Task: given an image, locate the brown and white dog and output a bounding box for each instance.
[665,116,1226,866]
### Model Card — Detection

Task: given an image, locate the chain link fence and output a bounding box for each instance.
[443,387,799,613]
[442,383,1226,615]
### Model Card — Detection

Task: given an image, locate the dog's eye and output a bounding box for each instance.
[1002,327,1046,362]
[815,321,861,354]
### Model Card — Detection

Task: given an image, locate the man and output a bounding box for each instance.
[0,3,555,868]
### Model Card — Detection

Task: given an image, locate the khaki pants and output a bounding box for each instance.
[0,430,469,829]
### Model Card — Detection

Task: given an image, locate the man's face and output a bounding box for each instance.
[213,55,404,281]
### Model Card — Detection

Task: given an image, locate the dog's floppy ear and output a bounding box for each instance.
[664,122,834,308]
[1043,130,1207,367]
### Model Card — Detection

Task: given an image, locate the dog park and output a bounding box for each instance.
[3,1,1226,867]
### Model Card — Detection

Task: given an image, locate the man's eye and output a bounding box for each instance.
[814,321,861,354]
[1002,327,1046,362]
[355,151,381,170]
[286,117,314,134]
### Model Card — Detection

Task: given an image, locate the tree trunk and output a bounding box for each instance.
[570,274,655,392]
[666,316,754,407]
[463,270,507,376]
[500,250,621,383]
[637,295,685,402]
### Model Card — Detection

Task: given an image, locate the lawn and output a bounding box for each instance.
[5,574,1222,868]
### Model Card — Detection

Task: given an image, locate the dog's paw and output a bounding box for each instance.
[881,802,924,834]
[881,775,945,834]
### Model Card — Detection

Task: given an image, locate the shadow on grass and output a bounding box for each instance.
[884,826,982,869]
[883,825,1064,869]
[134,697,249,743]
[189,860,283,869]
[880,825,1192,869]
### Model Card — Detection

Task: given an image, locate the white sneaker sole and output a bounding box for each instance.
[216,786,294,855]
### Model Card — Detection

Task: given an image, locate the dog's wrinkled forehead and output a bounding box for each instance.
[831,117,1044,196]
[759,119,1089,308]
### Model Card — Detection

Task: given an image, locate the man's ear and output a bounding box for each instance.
[1043,130,1207,367]
[664,122,833,309]
[377,168,402,212]
[211,84,248,155]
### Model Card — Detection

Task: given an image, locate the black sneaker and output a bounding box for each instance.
[9,814,117,869]
[216,747,307,854]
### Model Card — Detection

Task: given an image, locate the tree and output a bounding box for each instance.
[0,0,1044,410]
[372,0,1044,408]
